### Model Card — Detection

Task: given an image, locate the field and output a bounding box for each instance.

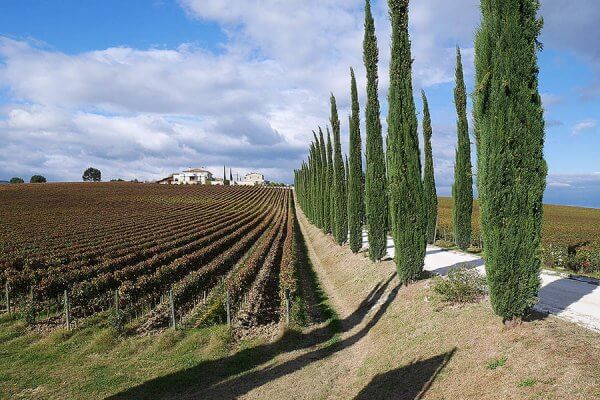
[0,183,303,336]
[436,197,600,276]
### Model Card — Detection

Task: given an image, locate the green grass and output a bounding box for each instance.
[518,378,537,388]
[0,313,233,399]
[486,356,507,370]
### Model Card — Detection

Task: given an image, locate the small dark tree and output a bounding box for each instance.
[9,177,24,184]
[83,167,102,182]
[30,175,47,183]
[421,91,437,244]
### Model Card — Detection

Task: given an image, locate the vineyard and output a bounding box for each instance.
[0,183,302,335]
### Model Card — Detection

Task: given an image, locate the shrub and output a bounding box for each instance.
[432,266,487,303]
[9,177,24,184]
[518,378,537,388]
[108,308,126,335]
[30,175,47,183]
[22,300,38,326]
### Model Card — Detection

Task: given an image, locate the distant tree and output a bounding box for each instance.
[9,177,24,184]
[421,90,438,244]
[474,0,546,324]
[83,167,102,182]
[387,0,426,284]
[110,178,125,182]
[30,175,46,183]
[363,0,388,261]
[348,68,365,253]
[452,47,473,250]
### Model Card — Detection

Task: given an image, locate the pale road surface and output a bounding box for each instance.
[360,230,600,333]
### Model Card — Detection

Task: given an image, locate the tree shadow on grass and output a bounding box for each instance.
[108,261,398,399]
[354,348,456,400]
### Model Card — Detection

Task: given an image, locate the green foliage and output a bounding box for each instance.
[518,378,537,388]
[331,94,347,245]
[83,167,102,182]
[109,308,126,335]
[363,0,388,261]
[421,91,437,244]
[29,175,47,183]
[9,177,24,184]
[326,129,335,234]
[319,128,330,234]
[386,0,426,283]
[486,356,507,370]
[432,266,488,303]
[452,47,473,250]
[474,0,547,320]
[348,68,365,253]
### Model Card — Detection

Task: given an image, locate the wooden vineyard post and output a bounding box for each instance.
[169,289,176,330]
[64,290,70,331]
[226,290,231,327]
[4,282,10,315]
[285,288,291,326]
[4,282,10,316]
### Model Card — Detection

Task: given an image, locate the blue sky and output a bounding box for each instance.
[0,0,599,207]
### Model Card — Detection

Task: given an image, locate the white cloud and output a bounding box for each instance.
[571,119,597,135]
[0,0,598,184]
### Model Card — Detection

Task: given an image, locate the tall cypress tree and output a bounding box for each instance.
[387,0,426,284]
[319,127,330,234]
[421,90,437,244]
[331,94,347,245]
[313,131,324,229]
[326,127,335,235]
[363,0,388,261]
[348,68,365,253]
[452,47,474,250]
[474,0,546,323]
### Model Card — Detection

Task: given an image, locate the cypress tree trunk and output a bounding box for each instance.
[326,128,335,235]
[452,47,474,250]
[348,68,365,253]
[421,90,437,245]
[474,0,547,322]
[331,94,347,245]
[319,127,330,234]
[386,0,426,284]
[363,0,388,261]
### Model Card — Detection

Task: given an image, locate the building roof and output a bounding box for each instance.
[182,168,211,173]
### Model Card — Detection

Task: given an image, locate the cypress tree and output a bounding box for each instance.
[386,0,426,284]
[319,127,330,234]
[474,0,546,323]
[313,131,324,229]
[452,47,474,250]
[363,0,388,261]
[326,128,335,235]
[331,94,347,245]
[348,68,365,253]
[421,90,437,244]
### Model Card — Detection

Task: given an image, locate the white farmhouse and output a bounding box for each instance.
[244,172,265,185]
[171,168,213,185]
